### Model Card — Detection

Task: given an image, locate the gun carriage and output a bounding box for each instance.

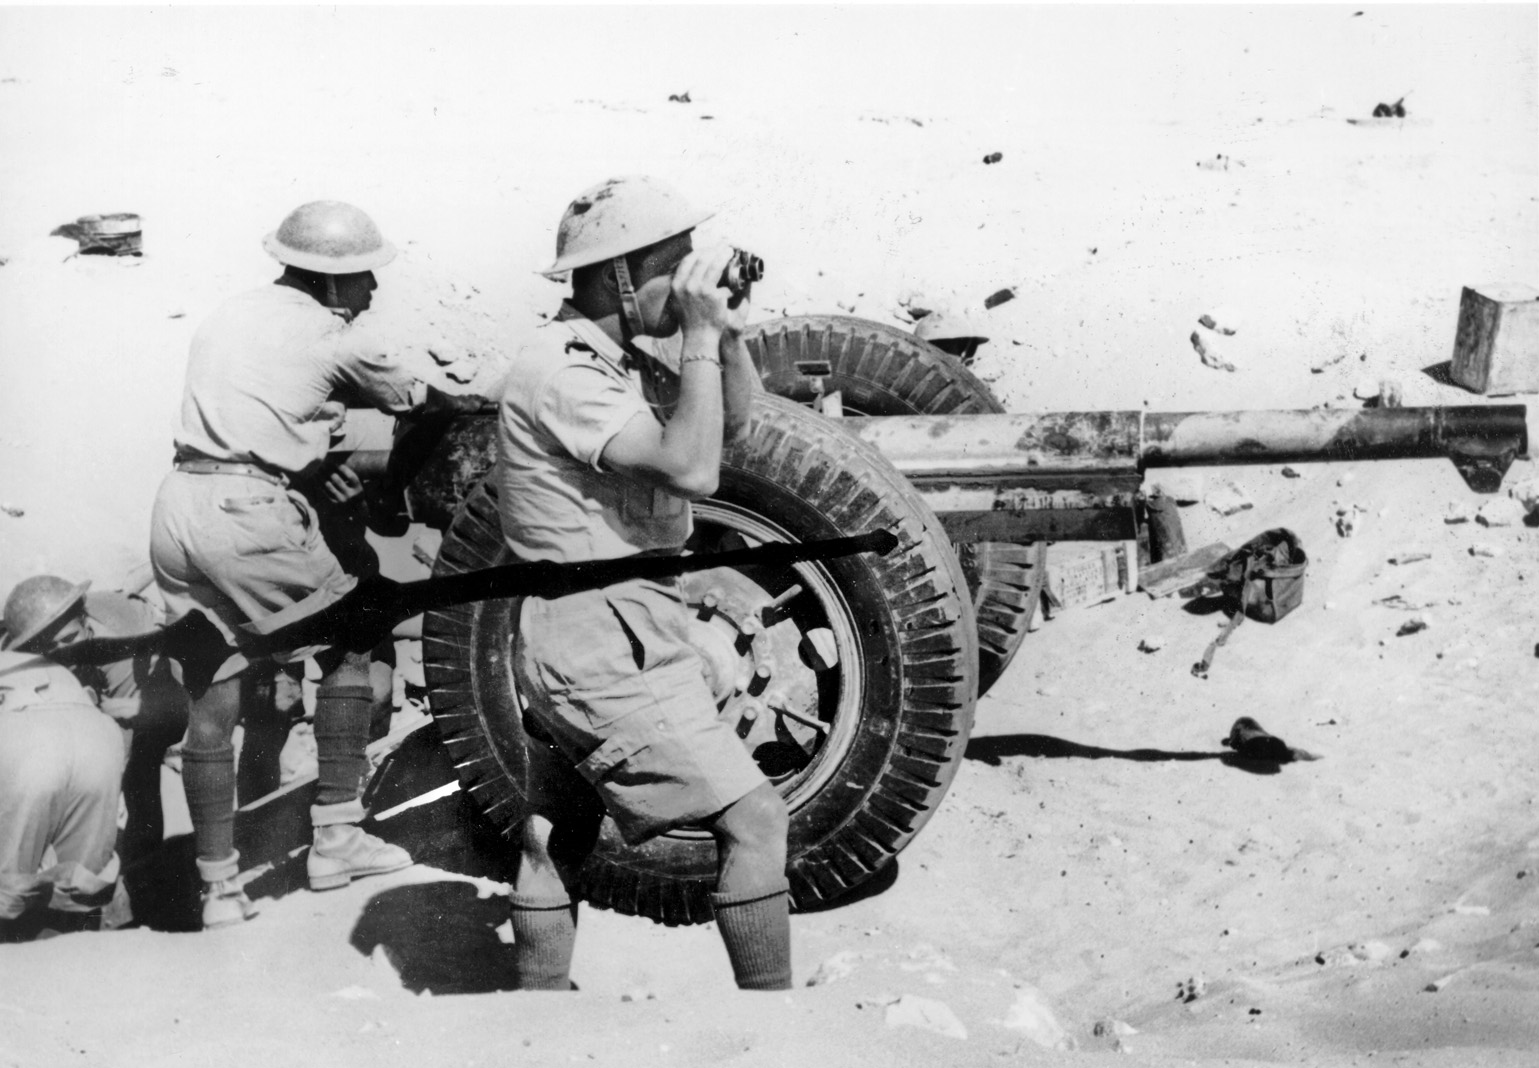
[340,316,1527,925]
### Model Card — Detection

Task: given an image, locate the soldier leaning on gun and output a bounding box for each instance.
[496,176,792,991]
[148,201,485,929]
[0,576,188,938]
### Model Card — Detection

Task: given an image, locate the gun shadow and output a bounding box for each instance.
[965,734,1283,776]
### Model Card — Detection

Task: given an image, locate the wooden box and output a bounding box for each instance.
[1450,284,1539,396]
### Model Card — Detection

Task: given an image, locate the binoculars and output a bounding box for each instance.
[719,248,764,295]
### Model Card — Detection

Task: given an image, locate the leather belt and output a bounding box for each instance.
[173,458,287,487]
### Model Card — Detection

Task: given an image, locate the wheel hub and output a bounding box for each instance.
[679,565,837,783]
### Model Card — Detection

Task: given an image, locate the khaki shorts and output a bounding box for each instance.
[149,470,356,682]
[515,576,767,844]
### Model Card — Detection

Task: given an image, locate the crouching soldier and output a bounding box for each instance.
[497,176,790,990]
[2,576,190,874]
[0,582,129,941]
[148,200,483,929]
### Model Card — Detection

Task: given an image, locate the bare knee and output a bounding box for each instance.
[712,783,789,852]
[318,649,371,689]
[185,677,242,750]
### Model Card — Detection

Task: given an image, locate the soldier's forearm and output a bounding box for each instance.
[720,331,759,444]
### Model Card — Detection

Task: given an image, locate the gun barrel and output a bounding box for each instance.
[1139,406,1529,468]
[846,406,1528,479]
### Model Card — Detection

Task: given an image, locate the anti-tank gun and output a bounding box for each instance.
[338,315,1528,926]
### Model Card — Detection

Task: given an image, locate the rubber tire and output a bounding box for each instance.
[743,314,1034,696]
[422,395,978,925]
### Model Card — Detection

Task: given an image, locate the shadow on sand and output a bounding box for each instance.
[349,880,520,995]
[966,734,1285,776]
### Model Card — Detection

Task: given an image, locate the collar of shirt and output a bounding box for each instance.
[555,302,682,377]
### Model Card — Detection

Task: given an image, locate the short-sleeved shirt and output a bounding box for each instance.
[174,284,426,477]
[496,305,691,563]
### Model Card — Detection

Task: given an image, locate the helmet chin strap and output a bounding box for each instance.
[323,275,357,323]
[612,256,648,339]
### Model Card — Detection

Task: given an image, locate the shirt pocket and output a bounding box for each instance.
[617,483,687,525]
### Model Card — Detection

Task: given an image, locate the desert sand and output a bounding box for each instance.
[2,5,1538,1066]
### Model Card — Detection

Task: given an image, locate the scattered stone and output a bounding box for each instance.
[1092,1019,1138,1038]
[1377,593,1434,611]
[620,988,658,1002]
[1477,496,1529,527]
[983,287,1016,309]
[1175,975,1207,1003]
[1311,350,1347,373]
[1506,476,1539,514]
[0,503,23,518]
[1196,154,1231,171]
[1425,974,1454,993]
[1445,501,1477,524]
[885,995,968,1040]
[1388,549,1432,565]
[1137,635,1164,654]
[806,950,861,987]
[1372,97,1408,119]
[1336,505,1363,537]
[1336,472,1356,487]
[1315,946,1362,968]
[1190,330,1236,372]
[1281,466,1302,479]
[982,151,1003,165]
[1469,543,1504,558]
[1000,987,1072,1050]
[1206,479,1252,516]
[667,90,692,103]
[1198,309,1241,336]
[1396,615,1431,637]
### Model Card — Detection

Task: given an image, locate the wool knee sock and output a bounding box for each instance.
[508,890,578,991]
[180,743,236,864]
[313,684,374,806]
[710,880,792,991]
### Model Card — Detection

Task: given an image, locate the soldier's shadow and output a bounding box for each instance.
[966,734,1282,776]
[349,880,520,995]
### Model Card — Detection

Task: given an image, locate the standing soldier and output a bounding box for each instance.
[497,176,790,990]
[148,201,478,928]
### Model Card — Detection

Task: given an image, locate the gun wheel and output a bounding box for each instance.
[744,314,1035,696]
[422,396,977,925]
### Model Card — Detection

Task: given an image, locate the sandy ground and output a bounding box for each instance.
[2,5,1538,1066]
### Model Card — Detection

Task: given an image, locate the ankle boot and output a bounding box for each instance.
[196,852,256,930]
[307,800,412,891]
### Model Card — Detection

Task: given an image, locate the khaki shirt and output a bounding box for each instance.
[174,284,425,476]
[496,306,691,563]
